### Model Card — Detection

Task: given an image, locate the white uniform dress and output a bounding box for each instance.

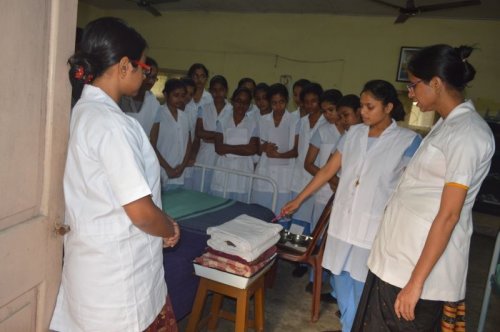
[211,111,259,201]
[183,90,213,189]
[289,114,327,234]
[310,122,342,229]
[252,110,300,215]
[50,85,166,332]
[368,101,495,302]
[120,90,161,137]
[156,105,190,190]
[191,101,233,192]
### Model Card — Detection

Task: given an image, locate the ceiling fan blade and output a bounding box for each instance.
[149,0,180,3]
[406,0,417,10]
[417,0,481,12]
[394,13,411,23]
[371,0,404,10]
[144,5,162,16]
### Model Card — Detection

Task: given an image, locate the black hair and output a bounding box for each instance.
[145,56,158,69]
[407,44,476,92]
[293,78,311,90]
[268,83,289,102]
[163,78,186,95]
[254,83,270,99]
[300,82,324,102]
[180,76,196,89]
[187,63,209,78]
[231,87,252,103]
[320,89,343,105]
[209,75,228,90]
[361,80,405,121]
[337,94,360,111]
[68,17,147,101]
[237,77,256,89]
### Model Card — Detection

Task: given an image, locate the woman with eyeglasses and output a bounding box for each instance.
[353,45,495,331]
[211,87,259,201]
[50,17,179,332]
[119,56,162,138]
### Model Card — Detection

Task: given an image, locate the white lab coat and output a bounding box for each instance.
[50,85,166,332]
[156,106,190,187]
[368,101,495,301]
[120,90,161,137]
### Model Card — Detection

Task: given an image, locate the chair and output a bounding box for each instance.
[478,230,500,332]
[277,193,335,322]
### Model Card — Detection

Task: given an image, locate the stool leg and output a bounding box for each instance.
[311,258,322,322]
[235,290,249,332]
[207,293,224,331]
[254,280,265,332]
[186,279,208,332]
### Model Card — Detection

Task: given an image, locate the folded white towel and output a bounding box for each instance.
[206,214,283,261]
[207,233,281,262]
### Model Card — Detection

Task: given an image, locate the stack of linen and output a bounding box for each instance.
[194,214,283,277]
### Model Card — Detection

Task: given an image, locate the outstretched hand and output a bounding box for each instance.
[394,280,423,321]
[281,198,301,217]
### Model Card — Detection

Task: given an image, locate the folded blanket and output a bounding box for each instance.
[207,214,282,252]
[207,233,280,262]
[206,246,277,265]
[194,251,276,277]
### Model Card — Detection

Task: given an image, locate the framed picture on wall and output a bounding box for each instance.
[396,47,421,82]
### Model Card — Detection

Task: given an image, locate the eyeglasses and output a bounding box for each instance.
[406,80,422,91]
[132,60,151,77]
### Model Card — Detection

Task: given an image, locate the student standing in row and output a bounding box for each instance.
[354,44,495,332]
[151,79,191,191]
[193,75,232,192]
[289,83,326,235]
[253,83,299,217]
[282,80,421,332]
[212,87,259,201]
[120,56,161,137]
[292,78,311,118]
[51,17,179,332]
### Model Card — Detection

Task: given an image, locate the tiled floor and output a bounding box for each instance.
[179,214,500,331]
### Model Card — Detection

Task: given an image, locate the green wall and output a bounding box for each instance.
[77,3,500,114]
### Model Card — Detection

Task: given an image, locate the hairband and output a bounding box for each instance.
[74,65,94,83]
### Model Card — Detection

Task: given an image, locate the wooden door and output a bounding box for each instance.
[0,0,77,330]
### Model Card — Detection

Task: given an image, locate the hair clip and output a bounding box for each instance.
[74,66,85,79]
[84,74,94,84]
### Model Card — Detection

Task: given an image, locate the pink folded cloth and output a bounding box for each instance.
[194,248,276,277]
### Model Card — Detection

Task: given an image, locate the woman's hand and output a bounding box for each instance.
[163,222,180,248]
[265,143,280,158]
[394,280,423,321]
[281,198,301,217]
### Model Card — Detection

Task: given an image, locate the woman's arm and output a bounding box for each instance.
[123,195,176,239]
[394,184,467,321]
[281,150,342,214]
[215,133,259,156]
[304,144,320,176]
[177,135,192,173]
[195,118,216,142]
[150,123,178,178]
[266,135,299,159]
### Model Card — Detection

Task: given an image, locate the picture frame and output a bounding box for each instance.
[396,47,421,82]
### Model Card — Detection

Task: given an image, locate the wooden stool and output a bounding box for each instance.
[186,273,266,332]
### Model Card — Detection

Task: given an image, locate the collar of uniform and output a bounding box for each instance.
[362,118,398,137]
[80,84,121,112]
[443,100,474,121]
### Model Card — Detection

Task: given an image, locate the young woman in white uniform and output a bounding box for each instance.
[183,64,213,190]
[251,83,272,166]
[50,18,180,332]
[253,83,299,217]
[353,45,496,332]
[151,78,191,191]
[192,75,232,192]
[289,83,327,235]
[119,57,161,137]
[211,87,259,201]
[282,80,421,332]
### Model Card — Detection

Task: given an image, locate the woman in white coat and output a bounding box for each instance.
[353,45,495,332]
[282,80,421,332]
[50,17,179,332]
[211,87,259,201]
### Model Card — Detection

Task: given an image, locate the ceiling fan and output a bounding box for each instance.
[372,0,481,23]
[133,0,180,17]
